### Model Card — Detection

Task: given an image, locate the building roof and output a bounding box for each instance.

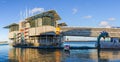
[26,10,61,21]
[58,22,67,26]
[4,23,19,28]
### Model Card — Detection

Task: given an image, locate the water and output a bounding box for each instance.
[63,41,96,47]
[1,43,120,62]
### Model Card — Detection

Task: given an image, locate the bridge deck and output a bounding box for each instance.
[61,26,120,38]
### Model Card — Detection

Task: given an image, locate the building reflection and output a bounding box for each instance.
[61,50,98,62]
[9,48,61,62]
[99,50,120,62]
[8,48,120,62]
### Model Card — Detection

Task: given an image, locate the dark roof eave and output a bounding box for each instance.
[4,23,19,28]
[3,26,9,28]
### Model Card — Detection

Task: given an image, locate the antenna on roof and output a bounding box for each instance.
[28,8,30,17]
[28,8,33,16]
[19,10,24,22]
[25,7,27,18]
[23,9,26,19]
[20,11,22,20]
[19,7,31,21]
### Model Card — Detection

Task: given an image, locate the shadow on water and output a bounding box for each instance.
[64,50,70,57]
[37,49,56,54]
[97,49,109,62]
[9,59,19,62]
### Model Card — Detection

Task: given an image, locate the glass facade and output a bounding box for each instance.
[42,17,56,26]
[29,16,56,28]
[9,25,19,32]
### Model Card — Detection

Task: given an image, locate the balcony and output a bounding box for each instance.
[8,31,19,39]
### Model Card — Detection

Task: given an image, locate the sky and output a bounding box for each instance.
[0,0,120,41]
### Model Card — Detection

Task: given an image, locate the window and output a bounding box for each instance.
[42,17,55,26]
[9,25,19,32]
[29,20,35,27]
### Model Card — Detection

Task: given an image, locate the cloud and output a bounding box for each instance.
[83,15,92,19]
[108,17,116,21]
[105,25,111,28]
[99,21,111,28]
[72,8,78,14]
[99,21,108,26]
[30,7,45,14]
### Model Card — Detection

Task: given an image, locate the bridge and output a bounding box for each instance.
[60,26,120,38]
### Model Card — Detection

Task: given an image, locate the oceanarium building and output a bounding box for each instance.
[4,10,63,46]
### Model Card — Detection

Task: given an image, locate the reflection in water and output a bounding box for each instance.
[98,49,120,62]
[8,48,97,62]
[62,49,98,62]
[64,51,70,57]
[7,47,120,62]
[9,48,61,62]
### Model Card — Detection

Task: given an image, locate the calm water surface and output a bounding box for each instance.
[1,42,120,62]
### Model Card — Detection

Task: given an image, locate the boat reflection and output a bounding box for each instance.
[64,50,70,57]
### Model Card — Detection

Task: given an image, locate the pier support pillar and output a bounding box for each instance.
[34,37,39,46]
